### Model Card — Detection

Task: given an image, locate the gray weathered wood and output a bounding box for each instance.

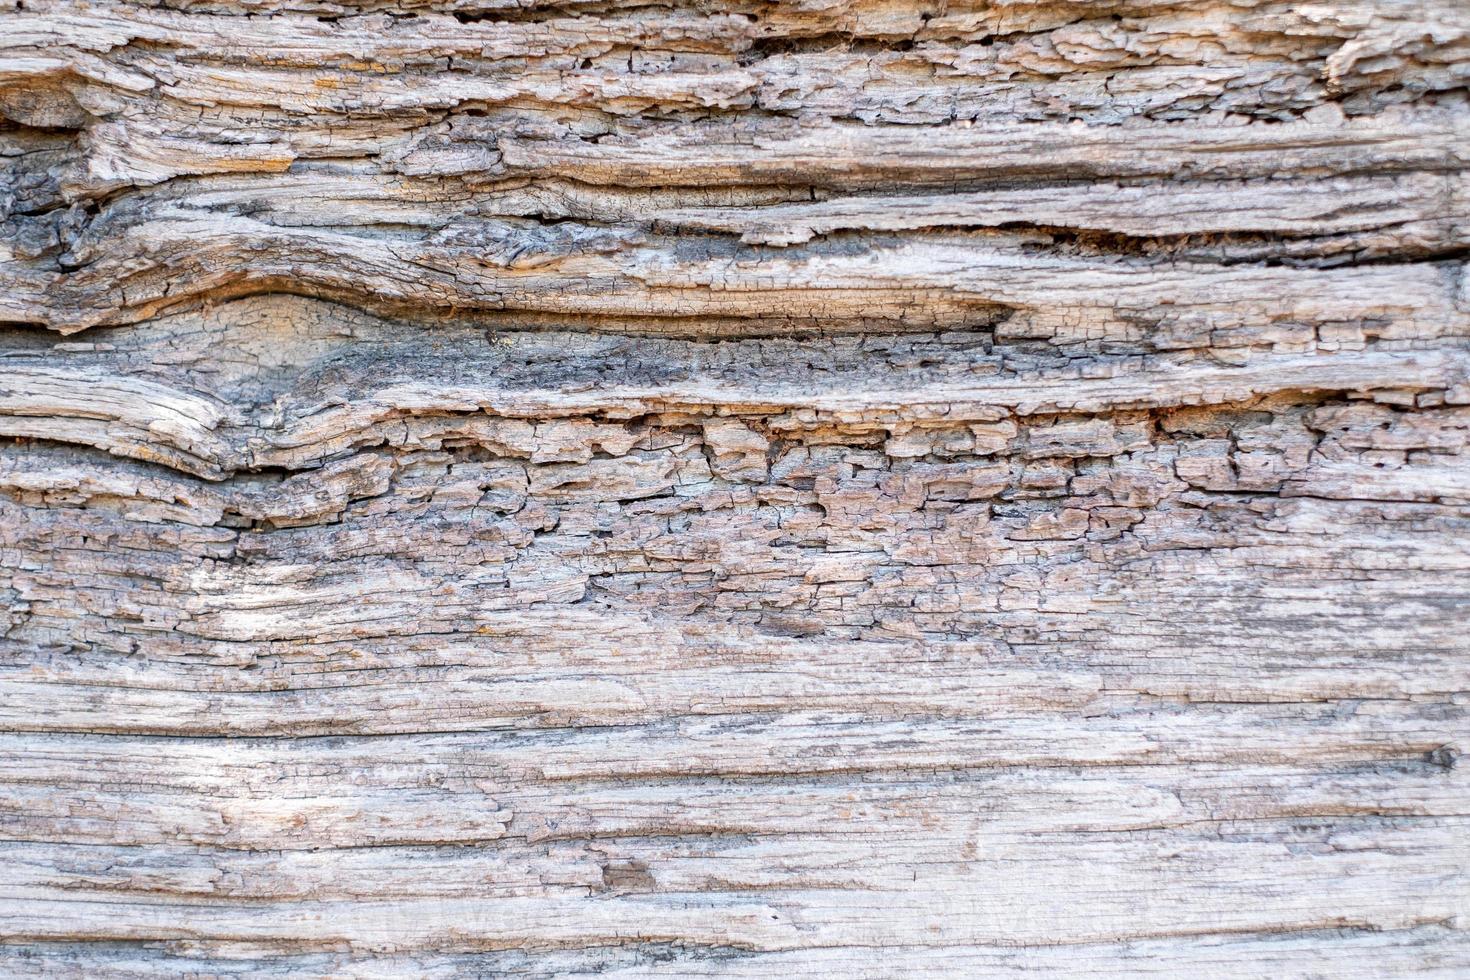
[1,0,1467,974]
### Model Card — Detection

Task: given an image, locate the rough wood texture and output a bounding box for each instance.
[2,0,1469,975]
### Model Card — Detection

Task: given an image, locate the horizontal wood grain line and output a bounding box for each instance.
[9,209,1468,331]
[0,347,1461,477]
[0,875,1463,954]
[3,925,1468,979]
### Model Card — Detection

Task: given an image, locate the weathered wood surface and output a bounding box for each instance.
[1,0,1469,975]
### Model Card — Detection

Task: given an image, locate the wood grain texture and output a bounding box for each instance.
[1,0,1468,975]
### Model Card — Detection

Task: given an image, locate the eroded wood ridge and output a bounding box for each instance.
[1,0,1468,975]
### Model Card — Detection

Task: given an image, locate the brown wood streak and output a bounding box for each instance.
[0,0,1468,975]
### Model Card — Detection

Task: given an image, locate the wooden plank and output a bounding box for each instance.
[1,0,1467,972]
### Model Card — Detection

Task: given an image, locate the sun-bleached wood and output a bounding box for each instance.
[1,0,1468,975]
